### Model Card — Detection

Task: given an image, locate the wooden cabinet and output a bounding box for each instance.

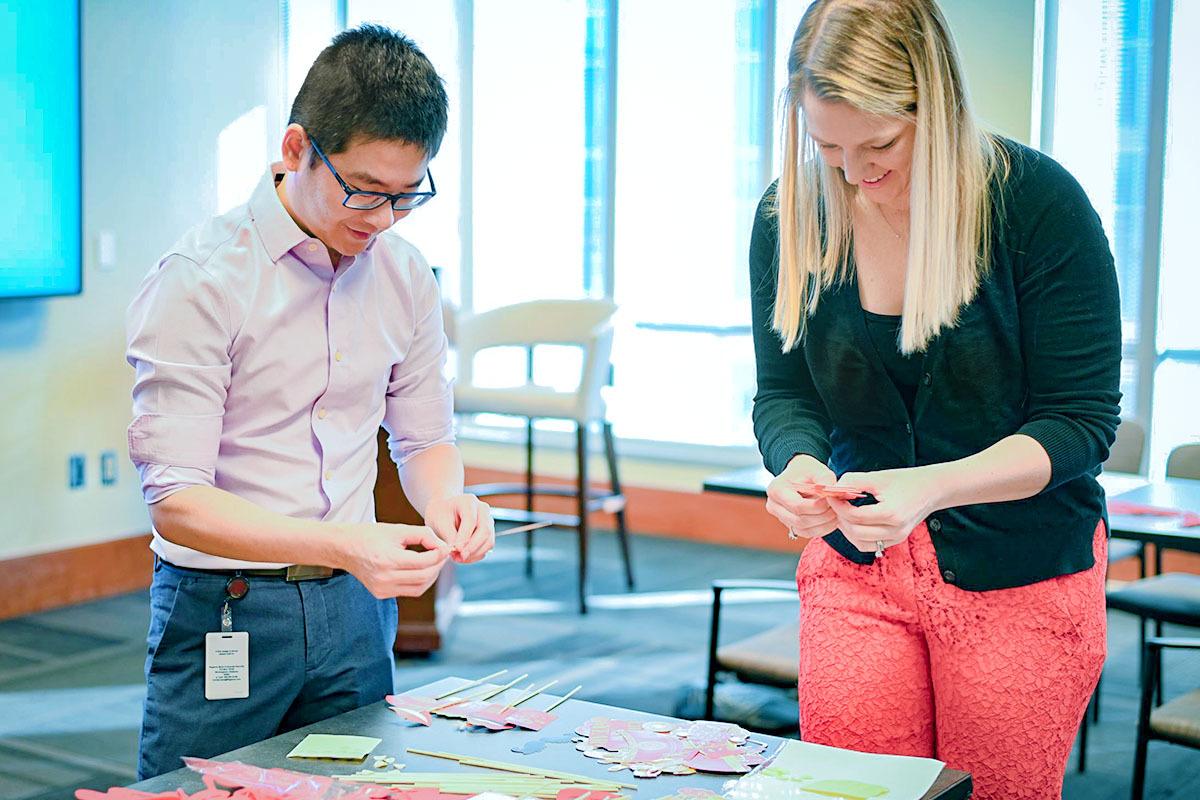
[374,429,461,654]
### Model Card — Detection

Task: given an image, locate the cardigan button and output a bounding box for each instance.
[942,569,957,583]
[928,517,942,533]
[922,372,933,386]
[905,422,913,435]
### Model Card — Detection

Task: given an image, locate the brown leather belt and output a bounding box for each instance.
[160,560,342,581]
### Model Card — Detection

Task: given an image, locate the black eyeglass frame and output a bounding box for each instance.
[308,135,436,211]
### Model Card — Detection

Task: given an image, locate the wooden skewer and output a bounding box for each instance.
[495,520,556,538]
[404,748,637,790]
[542,684,583,712]
[433,669,508,700]
[500,678,558,711]
[430,673,528,713]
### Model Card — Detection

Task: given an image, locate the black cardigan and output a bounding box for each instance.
[749,140,1122,591]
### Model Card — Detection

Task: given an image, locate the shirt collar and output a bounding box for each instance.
[248,163,309,263]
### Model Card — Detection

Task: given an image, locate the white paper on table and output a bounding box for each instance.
[724,739,944,800]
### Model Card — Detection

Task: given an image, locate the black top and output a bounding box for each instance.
[862,310,921,418]
[749,139,1122,591]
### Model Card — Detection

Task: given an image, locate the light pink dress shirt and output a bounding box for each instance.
[126,166,454,569]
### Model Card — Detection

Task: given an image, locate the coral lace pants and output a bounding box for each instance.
[796,521,1107,800]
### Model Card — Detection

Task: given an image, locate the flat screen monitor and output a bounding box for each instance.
[0,0,82,299]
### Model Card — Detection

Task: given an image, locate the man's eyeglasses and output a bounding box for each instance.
[308,135,436,211]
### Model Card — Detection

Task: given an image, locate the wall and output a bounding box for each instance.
[0,0,283,560]
[941,0,1039,144]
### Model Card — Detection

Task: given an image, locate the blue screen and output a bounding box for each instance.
[0,1,81,298]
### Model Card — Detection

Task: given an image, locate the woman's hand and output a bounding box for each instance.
[765,454,840,543]
[828,466,946,553]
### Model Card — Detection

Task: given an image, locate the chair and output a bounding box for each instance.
[1105,419,1149,575]
[1166,443,1200,483]
[704,579,798,721]
[1098,443,1200,768]
[1079,419,1149,769]
[453,299,633,614]
[1130,636,1200,800]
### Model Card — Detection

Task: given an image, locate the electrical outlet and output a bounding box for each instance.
[68,454,86,489]
[100,450,118,486]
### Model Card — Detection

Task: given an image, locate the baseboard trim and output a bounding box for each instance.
[0,534,154,621]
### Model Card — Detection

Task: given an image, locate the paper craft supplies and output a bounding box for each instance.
[285,733,381,761]
[573,717,766,778]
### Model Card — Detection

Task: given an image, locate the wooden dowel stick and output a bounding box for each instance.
[495,520,556,538]
[430,673,528,712]
[404,748,636,790]
[433,669,508,700]
[502,679,558,711]
[542,684,583,712]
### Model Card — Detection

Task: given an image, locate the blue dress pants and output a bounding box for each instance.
[137,559,397,780]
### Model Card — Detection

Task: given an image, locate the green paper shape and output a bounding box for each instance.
[285,733,382,761]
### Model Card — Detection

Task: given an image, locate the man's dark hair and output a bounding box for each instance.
[289,24,448,162]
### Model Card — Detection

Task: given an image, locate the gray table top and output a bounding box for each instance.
[130,677,971,799]
[1107,477,1200,553]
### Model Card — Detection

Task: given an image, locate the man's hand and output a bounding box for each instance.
[423,494,495,563]
[338,523,451,599]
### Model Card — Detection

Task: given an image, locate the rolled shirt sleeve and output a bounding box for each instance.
[382,258,455,467]
[126,255,232,502]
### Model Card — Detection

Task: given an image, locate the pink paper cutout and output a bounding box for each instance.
[385,694,443,726]
[1108,500,1200,527]
[464,702,517,730]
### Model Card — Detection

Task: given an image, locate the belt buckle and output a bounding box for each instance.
[285,564,334,581]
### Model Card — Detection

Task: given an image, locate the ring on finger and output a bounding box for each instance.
[874,540,885,559]
[787,529,800,541]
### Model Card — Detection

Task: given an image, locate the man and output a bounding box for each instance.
[126,25,493,779]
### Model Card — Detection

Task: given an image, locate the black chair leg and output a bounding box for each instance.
[1154,619,1164,706]
[603,422,634,589]
[1093,673,1102,723]
[705,585,724,720]
[576,423,590,614]
[528,417,542,578]
[1137,618,1148,701]
[1077,694,1089,773]
[1131,640,1159,800]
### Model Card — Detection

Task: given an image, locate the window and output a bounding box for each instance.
[1151,0,1200,472]
[1049,0,1198,474]
[347,1,466,304]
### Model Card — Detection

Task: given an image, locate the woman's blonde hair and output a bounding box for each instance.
[774,0,1006,353]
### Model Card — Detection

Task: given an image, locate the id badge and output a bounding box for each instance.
[205,631,249,700]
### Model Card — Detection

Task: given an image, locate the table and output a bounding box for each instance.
[1107,477,1200,555]
[702,466,772,498]
[129,677,971,799]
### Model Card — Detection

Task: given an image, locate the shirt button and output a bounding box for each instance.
[942,569,956,583]
[317,408,328,419]
[323,470,333,481]
[922,373,932,387]
[928,517,942,533]
[334,351,344,362]
[307,243,319,252]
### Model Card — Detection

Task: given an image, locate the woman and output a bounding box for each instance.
[749,1,1121,798]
